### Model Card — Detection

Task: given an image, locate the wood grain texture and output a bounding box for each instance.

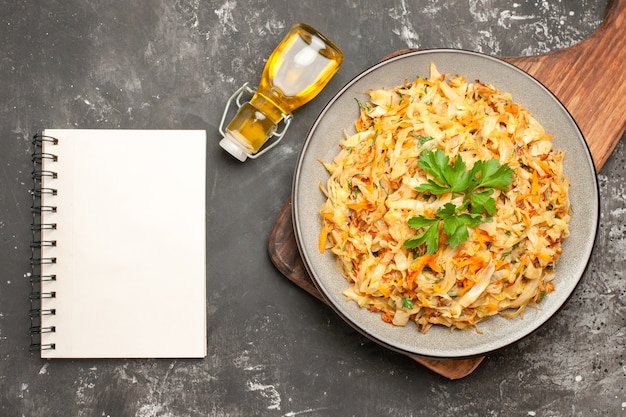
[268,0,623,380]
[505,0,625,171]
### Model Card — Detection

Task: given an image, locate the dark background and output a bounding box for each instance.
[1,1,624,416]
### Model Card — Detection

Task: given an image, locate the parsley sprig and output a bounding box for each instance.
[404,149,514,254]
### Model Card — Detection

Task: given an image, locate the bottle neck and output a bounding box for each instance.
[250,92,285,125]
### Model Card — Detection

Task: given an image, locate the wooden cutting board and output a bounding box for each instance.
[268,0,625,380]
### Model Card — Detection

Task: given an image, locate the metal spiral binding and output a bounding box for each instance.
[29,133,58,352]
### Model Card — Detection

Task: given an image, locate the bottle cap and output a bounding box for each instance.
[219,134,248,162]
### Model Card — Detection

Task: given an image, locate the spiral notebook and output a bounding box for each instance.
[30,129,207,358]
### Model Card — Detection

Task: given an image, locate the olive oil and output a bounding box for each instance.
[220,23,343,161]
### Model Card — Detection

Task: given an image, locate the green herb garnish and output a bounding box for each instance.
[355,98,370,111]
[409,133,434,146]
[404,149,514,254]
[402,297,415,309]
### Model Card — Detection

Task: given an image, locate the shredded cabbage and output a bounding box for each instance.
[318,62,571,333]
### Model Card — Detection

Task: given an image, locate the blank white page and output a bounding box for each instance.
[39,129,207,358]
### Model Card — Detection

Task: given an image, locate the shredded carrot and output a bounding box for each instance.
[531,169,541,204]
[377,284,391,297]
[411,254,438,275]
[536,252,553,262]
[406,270,419,290]
[485,303,499,313]
[474,228,492,247]
[346,201,373,211]
[318,225,329,253]
[381,311,394,324]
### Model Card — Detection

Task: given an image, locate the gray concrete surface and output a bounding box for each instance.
[0,1,623,416]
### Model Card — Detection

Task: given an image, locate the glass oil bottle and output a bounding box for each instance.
[218,23,344,161]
